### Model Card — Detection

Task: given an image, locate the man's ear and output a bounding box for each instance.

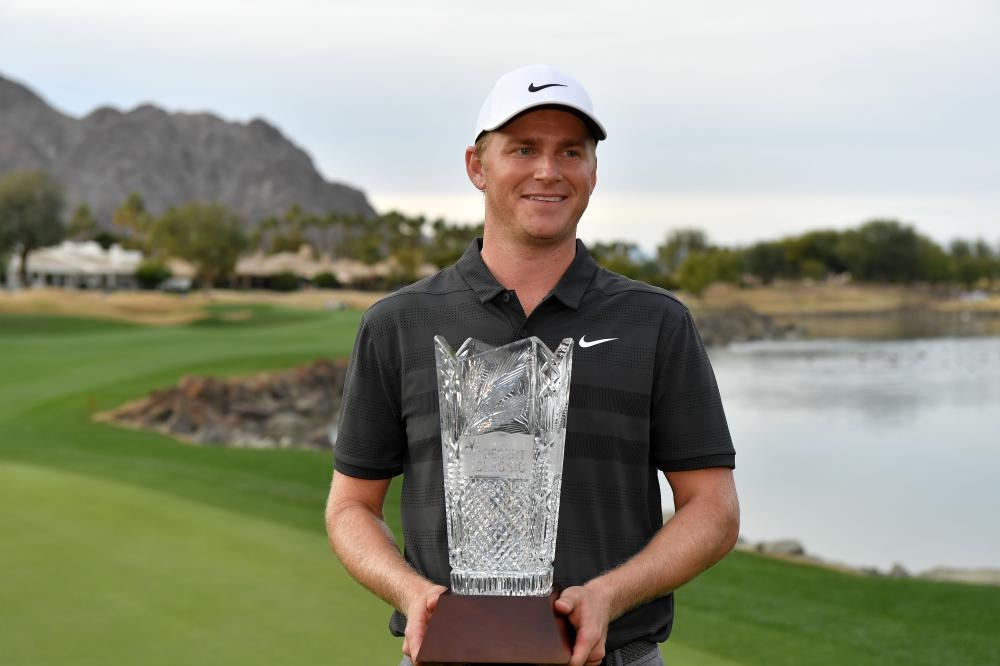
[465,146,486,191]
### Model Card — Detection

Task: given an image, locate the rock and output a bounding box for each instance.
[693,305,801,347]
[736,539,1000,588]
[755,539,806,557]
[918,567,1000,586]
[98,358,349,450]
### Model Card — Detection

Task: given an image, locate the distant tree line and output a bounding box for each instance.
[2,169,998,293]
[0,169,484,290]
[635,222,1000,294]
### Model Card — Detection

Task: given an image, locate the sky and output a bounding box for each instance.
[2,0,998,252]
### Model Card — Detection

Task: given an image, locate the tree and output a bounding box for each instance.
[835,220,923,282]
[916,237,951,283]
[67,203,100,241]
[112,192,154,251]
[380,211,426,284]
[657,228,709,276]
[949,238,1000,287]
[0,170,66,287]
[426,219,483,268]
[675,248,742,296]
[785,230,847,277]
[151,202,247,289]
[743,241,789,283]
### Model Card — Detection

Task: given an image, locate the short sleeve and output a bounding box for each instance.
[650,308,735,472]
[333,314,407,478]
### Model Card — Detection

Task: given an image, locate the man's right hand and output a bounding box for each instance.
[401,583,448,664]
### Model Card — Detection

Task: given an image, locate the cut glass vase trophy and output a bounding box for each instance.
[416,335,574,665]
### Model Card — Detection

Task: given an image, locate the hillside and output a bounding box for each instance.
[0,72,375,224]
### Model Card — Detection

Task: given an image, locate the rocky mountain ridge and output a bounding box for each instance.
[0,72,375,224]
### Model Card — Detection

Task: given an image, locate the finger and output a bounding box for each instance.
[569,636,595,666]
[409,636,423,665]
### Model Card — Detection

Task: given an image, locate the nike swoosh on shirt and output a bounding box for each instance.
[579,335,618,348]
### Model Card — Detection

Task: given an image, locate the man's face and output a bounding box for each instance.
[466,108,598,249]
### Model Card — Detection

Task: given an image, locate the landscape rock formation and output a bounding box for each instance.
[98,359,347,450]
[0,72,375,224]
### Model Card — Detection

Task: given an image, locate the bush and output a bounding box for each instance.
[270,271,300,292]
[675,249,742,296]
[312,271,340,289]
[135,261,172,289]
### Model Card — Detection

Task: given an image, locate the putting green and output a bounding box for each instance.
[0,460,401,665]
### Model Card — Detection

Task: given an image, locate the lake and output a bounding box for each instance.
[663,336,1000,574]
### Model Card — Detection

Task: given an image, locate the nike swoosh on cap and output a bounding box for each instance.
[579,335,618,348]
[527,82,568,93]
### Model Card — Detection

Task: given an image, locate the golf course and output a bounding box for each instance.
[1,292,998,665]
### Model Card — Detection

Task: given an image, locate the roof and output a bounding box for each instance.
[10,241,144,276]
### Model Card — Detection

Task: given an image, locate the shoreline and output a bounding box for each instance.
[735,537,1000,587]
[661,506,1000,587]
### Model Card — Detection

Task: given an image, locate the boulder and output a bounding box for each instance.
[755,539,806,557]
[99,358,349,450]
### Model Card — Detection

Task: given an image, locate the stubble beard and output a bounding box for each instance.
[482,190,587,249]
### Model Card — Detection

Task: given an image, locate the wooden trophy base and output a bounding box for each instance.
[416,591,572,665]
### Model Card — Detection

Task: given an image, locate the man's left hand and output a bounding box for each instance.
[554,584,611,666]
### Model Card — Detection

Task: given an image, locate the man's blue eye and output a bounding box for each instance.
[517,147,532,155]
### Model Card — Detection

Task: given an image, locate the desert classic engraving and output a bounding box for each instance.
[461,432,534,480]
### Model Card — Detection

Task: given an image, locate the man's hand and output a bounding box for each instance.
[401,583,448,665]
[554,584,612,666]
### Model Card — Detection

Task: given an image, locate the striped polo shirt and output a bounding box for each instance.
[334,239,735,648]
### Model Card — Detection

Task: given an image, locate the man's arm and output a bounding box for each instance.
[325,472,447,662]
[555,466,740,666]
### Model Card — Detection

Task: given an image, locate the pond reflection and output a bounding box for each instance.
[700,336,1000,572]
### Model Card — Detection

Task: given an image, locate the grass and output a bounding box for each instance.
[668,550,1000,665]
[1,296,998,665]
[0,461,390,665]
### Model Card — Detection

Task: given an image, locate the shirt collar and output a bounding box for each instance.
[455,238,598,311]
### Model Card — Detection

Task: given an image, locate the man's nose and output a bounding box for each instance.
[533,154,562,181]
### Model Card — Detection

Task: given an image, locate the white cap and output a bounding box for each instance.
[474,64,607,142]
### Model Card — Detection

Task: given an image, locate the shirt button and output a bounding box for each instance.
[518,328,528,338]
[502,292,511,303]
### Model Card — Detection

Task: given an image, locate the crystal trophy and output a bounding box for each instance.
[418,335,574,664]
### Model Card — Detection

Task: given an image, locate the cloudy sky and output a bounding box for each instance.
[2,0,997,251]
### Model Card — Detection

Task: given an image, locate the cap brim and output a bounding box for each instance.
[479,103,607,142]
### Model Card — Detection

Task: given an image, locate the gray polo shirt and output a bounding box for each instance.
[334,239,735,649]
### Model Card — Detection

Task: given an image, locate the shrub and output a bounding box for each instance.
[270,271,300,292]
[312,271,340,289]
[135,261,172,289]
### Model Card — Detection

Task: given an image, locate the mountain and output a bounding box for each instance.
[0,73,376,224]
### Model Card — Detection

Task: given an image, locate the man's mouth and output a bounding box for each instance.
[524,195,566,202]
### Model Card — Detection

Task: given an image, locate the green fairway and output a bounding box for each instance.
[1,303,998,665]
[0,461,391,665]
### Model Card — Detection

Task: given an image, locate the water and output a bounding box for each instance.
[662,336,1000,574]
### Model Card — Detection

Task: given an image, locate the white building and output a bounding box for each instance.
[6,241,144,290]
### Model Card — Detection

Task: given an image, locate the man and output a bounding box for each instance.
[326,64,739,666]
